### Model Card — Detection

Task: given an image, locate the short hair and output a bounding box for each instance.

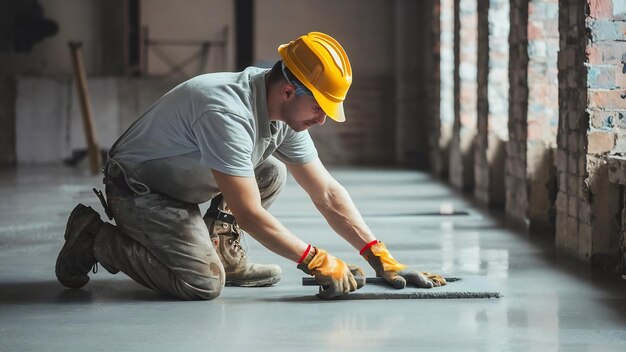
[267,60,313,96]
[267,60,287,86]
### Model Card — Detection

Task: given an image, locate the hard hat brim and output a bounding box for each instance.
[313,90,346,123]
[332,103,346,123]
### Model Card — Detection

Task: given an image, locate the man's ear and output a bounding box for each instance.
[283,84,295,99]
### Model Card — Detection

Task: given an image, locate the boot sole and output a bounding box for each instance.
[225,275,281,287]
[55,205,97,289]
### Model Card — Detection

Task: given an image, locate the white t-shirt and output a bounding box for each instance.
[109,67,318,203]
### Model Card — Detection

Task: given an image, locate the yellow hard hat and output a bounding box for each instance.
[278,32,352,122]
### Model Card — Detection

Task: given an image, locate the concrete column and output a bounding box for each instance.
[556,0,623,265]
[450,0,478,190]
[475,0,509,206]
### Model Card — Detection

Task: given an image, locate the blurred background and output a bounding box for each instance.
[0,0,434,168]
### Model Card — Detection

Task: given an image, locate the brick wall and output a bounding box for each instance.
[435,0,456,178]
[526,0,559,231]
[506,0,559,230]
[506,0,530,224]
[476,0,490,202]
[450,0,478,190]
[555,0,621,264]
[475,0,509,206]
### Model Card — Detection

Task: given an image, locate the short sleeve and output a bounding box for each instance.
[274,129,318,165]
[192,111,255,177]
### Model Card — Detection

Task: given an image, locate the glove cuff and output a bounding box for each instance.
[297,244,312,264]
[296,246,317,275]
[361,241,407,273]
[359,240,380,255]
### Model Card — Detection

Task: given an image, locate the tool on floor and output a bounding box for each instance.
[302,276,461,286]
[302,276,501,300]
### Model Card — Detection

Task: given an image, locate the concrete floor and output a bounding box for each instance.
[0,166,625,351]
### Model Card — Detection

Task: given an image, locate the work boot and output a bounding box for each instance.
[55,204,103,289]
[204,195,281,287]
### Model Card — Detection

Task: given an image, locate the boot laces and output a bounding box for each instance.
[230,225,249,256]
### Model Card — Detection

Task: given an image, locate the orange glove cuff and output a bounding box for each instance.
[297,244,312,264]
[308,248,348,280]
[369,242,408,272]
[359,240,380,255]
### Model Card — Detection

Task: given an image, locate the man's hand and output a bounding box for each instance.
[298,247,365,299]
[361,241,446,289]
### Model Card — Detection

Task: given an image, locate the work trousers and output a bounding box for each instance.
[92,156,287,300]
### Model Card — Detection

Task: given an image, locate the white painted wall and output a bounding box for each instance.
[16,78,121,164]
[16,78,69,163]
[142,0,235,75]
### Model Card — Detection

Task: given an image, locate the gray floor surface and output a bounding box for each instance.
[0,166,625,351]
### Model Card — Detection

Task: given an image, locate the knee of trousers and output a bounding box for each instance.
[94,223,225,301]
[180,278,224,301]
[255,157,287,197]
[178,263,226,301]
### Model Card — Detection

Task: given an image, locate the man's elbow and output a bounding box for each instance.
[313,184,343,211]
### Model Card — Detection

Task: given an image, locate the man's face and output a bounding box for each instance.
[281,94,327,132]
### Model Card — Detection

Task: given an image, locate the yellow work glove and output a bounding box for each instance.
[360,241,446,289]
[297,246,365,299]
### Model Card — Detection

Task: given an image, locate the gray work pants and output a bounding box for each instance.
[92,156,287,300]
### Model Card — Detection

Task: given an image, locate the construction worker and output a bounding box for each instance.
[55,32,446,300]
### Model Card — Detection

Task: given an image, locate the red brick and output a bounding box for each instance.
[587,131,615,154]
[587,89,626,109]
[589,110,616,129]
[586,42,626,64]
[588,0,613,19]
[528,22,544,40]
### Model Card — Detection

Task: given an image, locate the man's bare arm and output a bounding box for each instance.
[286,158,376,250]
[288,158,445,288]
[211,169,308,262]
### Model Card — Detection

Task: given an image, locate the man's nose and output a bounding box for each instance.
[316,113,327,125]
